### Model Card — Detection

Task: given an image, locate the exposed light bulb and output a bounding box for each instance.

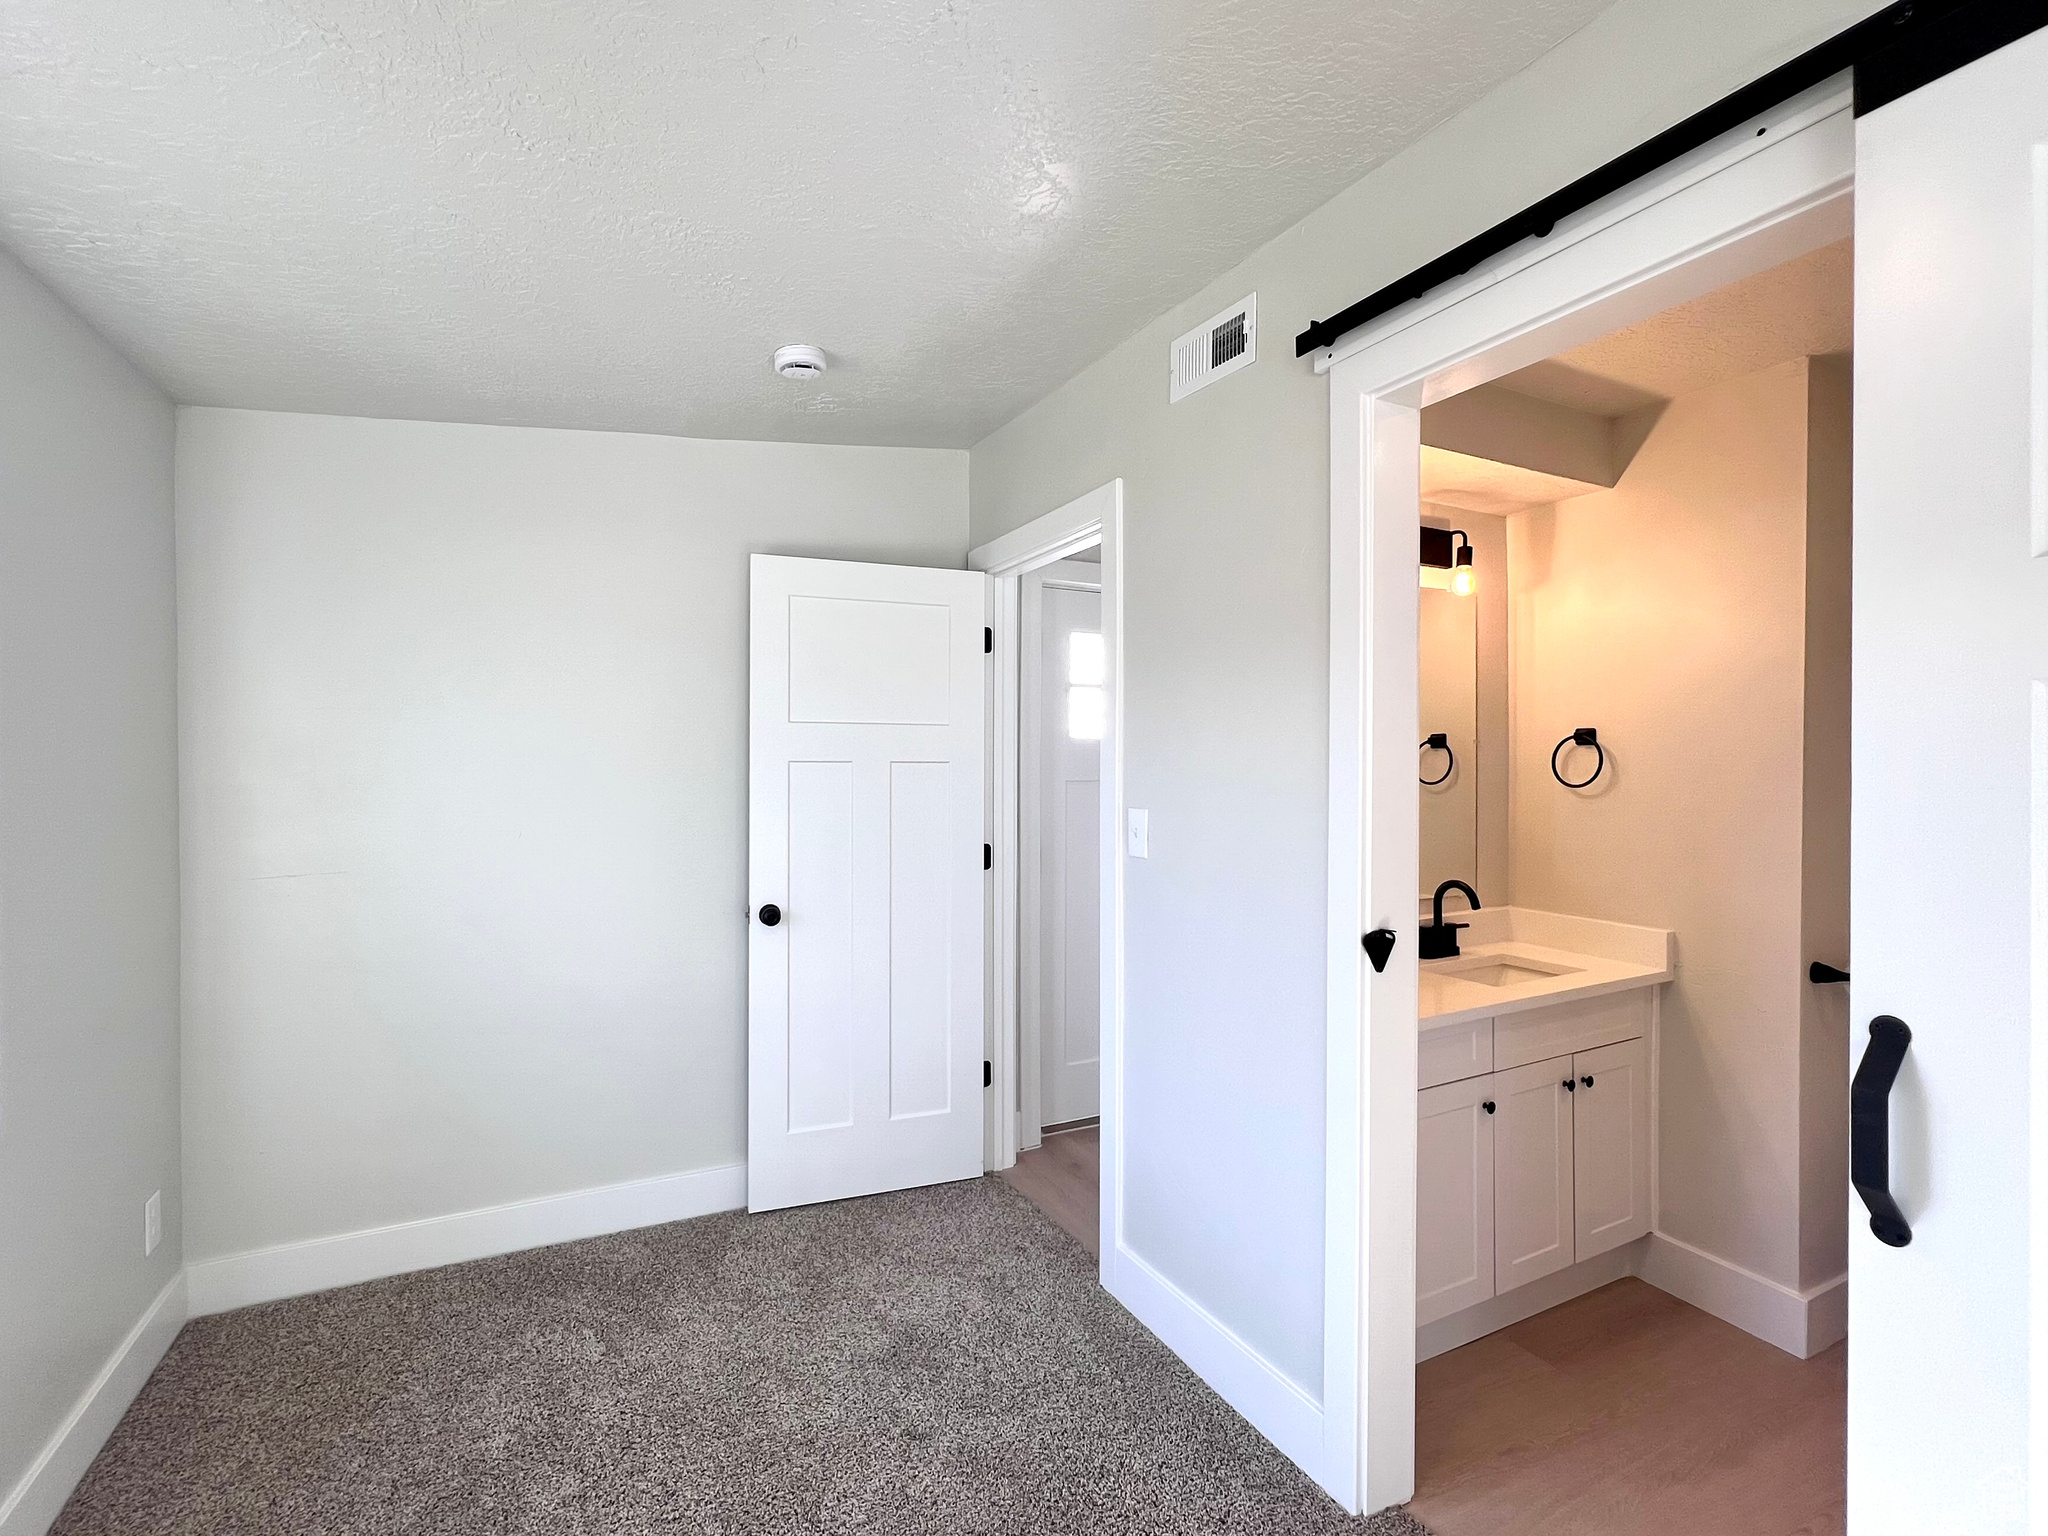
[1450,536,1476,596]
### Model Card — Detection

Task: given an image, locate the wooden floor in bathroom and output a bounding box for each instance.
[1408,1277,1845,1536]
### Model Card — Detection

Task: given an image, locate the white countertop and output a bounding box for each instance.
[1417,906,1675,1031]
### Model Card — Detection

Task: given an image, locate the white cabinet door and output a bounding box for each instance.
[1417,1074,1496,1325]
[1493,1057,1574,1294]
[747,555,986,1212]
[1853,27,2048,1526]
[1571,1036,1650,1260]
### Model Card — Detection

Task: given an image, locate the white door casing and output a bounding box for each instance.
[1032,569,1103,1130]
[1852,29,2048,1530]
[970,483,1119,1183]
[747,554,987,1213]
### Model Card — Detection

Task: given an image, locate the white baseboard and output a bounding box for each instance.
[1639,1231,1845,1359]
[0,1271,187,1536]
[1417,1241,1642,1362]
[186,1162,747,1317]
[1105,1240,1329,1495]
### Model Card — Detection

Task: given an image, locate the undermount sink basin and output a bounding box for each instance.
[1427,953,1582,989]
[1454,962,1560,987]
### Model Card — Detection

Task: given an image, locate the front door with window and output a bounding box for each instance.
[1036,568,1103,1128]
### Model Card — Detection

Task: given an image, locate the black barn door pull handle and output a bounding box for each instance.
[1851,1015,1913,1248]
[1362,929,1397,973]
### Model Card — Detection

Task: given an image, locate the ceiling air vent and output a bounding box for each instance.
[1170,294,1257,403]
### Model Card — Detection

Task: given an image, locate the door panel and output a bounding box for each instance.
[1853,26,2048,1527]
[1039,575,1102,1127]
[1493,1058,1574,1293]
[887,759,954,1119]
[1418,1074,1496,1325]
[786,759,856,1133]
[749,555,986,1212]
[1572,1037,1649,1260]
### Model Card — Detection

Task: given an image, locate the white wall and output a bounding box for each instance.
[967,0,1880,1402]
[0,254,181,1526]
[177,409,966,1267]
[1507,358,1848,1293]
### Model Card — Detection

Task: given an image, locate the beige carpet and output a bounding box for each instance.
[56,1176,1428,1535]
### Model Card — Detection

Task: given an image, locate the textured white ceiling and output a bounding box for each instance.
[0,0,1614,447]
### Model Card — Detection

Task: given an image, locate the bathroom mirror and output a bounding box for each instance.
[1419,542,1479,899]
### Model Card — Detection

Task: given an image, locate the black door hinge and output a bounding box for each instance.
[983,1059,992,1088]
[984,627,993,654]
[983,843,992,870]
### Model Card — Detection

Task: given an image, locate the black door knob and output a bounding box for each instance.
[1562,1078,1576,1092]
[1481,1100,1495,1115]
[1581,1075,1594,1088]
[758,903,782,927]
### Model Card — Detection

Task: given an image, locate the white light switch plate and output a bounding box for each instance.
[1127,809,1149,858]
[144,1191,161,1257]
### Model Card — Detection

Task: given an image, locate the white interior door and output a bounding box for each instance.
[747,554,986,1212]
[1852,27,2048,1529]
[1037,570,1103,1129]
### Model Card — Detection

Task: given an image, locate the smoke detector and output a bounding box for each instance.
[773,344,828,380]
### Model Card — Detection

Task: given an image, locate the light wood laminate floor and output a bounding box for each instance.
[999,1123,1099,1256]
[1409,1277,1845,1536]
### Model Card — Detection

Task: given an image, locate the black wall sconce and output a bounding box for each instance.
[1420,526,1476,595]
[1551,726,1605,788]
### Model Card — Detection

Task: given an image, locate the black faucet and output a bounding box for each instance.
[1420,880,1480,960]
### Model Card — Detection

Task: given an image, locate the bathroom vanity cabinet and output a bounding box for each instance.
[1416,971,1658,1329]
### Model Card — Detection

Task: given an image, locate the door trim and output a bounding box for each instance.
[1324,92,1854,1513]
[969,482,1123,1192]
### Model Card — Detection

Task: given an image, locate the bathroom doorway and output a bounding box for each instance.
[1401,242,1852,1535]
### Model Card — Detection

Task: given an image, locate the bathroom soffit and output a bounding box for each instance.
[1423,238,1854,514]
[0,0,1614,450]
[1498,238,1854,413]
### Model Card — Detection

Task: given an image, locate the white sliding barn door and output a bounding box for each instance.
[748,555,987,1212]
[1852,26,2048,1530]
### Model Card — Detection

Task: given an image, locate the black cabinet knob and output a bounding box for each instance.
[758,903,782,927]
[1481,1100,1495,1115]
[1562,1078,1576,1092]
[1581,1075,1594,1088]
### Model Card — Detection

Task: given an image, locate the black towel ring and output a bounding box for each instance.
[1551,727,1604,789]
[1420,733,1454,786]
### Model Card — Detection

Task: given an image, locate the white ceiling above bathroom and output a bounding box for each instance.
[1427,238,1854,515]
[1498,239,1854,413]
[0,0,1614,449]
